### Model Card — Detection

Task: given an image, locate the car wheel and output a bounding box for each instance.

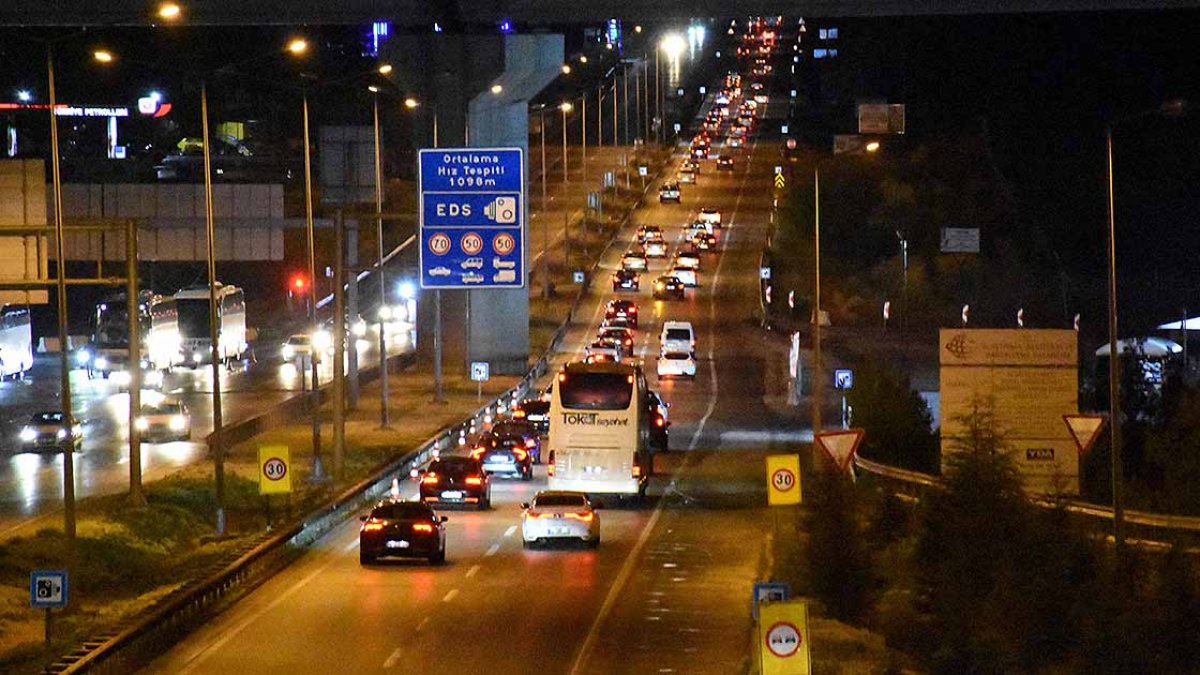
[523,539,534,549]
[359,551,374,565]
[522,466,533,481]
[589,537,601,549]
[478,496,490,511]
[430,546,446,564]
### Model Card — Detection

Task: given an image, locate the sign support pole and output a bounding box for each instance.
[434,290,444,403]
[44,607,51,646]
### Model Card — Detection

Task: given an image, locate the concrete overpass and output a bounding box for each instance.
[1,0,1197,26]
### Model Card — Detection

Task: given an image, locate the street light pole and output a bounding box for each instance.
[46,45,76,548]
[812,166,824,449]
[1104,125,1125,549]
[301,88,324,481]
[655,48,661,144]
[372,91,390,428]
[581,93,587,183]
[562,102,570,184]
[200,82,227,534]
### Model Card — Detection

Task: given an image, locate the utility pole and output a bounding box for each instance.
[333,211,346,476]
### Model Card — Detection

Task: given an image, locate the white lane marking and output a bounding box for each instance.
[383,648,403,669]
[173,536,355,674]
[466,564,482,578]
[343,538,360,552]
[416,617,430,632]
[442,589,459,602]
[486,543,501,556]
[569,498,669,675]
[504,525,517,538]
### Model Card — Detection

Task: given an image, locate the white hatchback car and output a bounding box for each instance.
[670,265,697,287]
[521,491,600,548]
[657,349,697,379]
[661,321,695,354]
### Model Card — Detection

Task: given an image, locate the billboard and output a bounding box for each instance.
[857,103,906,135]
[0,159,48,304]
[939,329,1079,493]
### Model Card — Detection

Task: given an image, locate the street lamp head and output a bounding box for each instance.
[1160,98,1188,118]
[367,85,380,93]
[634,25,643,33]
[378,64,393,75]
[92,49,115,63]
[16,89,32,103]
[286,38,309,55]
[865,141,881,153]
[660,34,686,59]
[579,55,588,64]
[560,102,573,113]
[404,97,420,109]
[157,2,182,20]
[561,64,572,75]
[490,84,503,95]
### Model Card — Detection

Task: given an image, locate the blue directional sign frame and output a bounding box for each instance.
[834,368,854,390]
[419,147,526,289]
[30,570,68,608]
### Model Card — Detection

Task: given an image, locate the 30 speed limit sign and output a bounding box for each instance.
[258,445,293,495]
[766,454,802,506]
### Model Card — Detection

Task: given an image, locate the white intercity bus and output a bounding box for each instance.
[547,361,652,501]
[174,283,247,367]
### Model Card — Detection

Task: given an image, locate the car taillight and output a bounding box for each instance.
[513,447,528,461]
[525,438,537,449]
[624,339,632,346]
[470,447,486,459]
[629,307,637,313]
[465,476,483,486]
[361,519,385,532]
[633,464,642,478]
[566,512,594,522]
[655,416,665,428]
[548,450,556,476]
[412,523,434,533]
[526,510,546,519]
[513,409,526,419]
[421,473,439,485]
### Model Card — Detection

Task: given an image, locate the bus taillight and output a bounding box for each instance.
[632,464,642,478]
[547,450,556,476]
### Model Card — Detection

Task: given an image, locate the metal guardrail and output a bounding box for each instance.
[852,455,1200,536]
[46,153,666,674]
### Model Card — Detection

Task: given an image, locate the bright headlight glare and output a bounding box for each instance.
[19,427,35,442]
[192,352,202,363]
[94,357,109,370]
[56,428,67,439]
[76,350,91,365]
[169,415,187,431]
[135,418,149,431]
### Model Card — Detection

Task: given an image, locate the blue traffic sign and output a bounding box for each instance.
[419,147,525,289]
[30,570,68,608]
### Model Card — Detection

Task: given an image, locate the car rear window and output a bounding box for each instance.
[534,494,588,508]
[666,328,692,341]
[429,458,479,476]
[372,502,433,520]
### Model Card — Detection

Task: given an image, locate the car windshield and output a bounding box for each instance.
[286,336,310,346]
[666,329,691,341]
[493,421,533,437]
[142,403,183,415]
[522,401,549,414]
[370,501,433,520]
[534,494,588,508]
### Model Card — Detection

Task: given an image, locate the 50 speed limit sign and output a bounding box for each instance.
[766,454,802,506]
[258,445,293,495]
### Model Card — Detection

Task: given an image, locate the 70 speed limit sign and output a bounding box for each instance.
[766,454,802,506]
[258,445,293,495]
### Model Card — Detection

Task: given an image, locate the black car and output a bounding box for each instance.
[605,299,639,328]
[716,155,735,170]
[653,275,686,300]
[648,390,670,452]
[19,411,83,451]
[513,399,550,434]
[492,419,543,463]
[612,268,640,292]
[359,500,447,565]
[472,431,534,480]
[418,456,491,509]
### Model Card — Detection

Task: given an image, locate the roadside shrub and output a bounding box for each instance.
[806,473,873,622]
[847,359,938,473]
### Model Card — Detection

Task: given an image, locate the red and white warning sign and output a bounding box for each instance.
[765,621,802,658]
[460,231,484,255]
[428,233,452,256]
[815,429,865,474]
[492,232,516,256]
[1064,414,1107,454]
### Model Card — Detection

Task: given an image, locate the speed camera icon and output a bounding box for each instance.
[484,197,517,224]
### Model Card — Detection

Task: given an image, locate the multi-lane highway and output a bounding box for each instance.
[142,83,807,673]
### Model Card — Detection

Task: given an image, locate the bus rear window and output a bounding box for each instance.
[559,372,633,410]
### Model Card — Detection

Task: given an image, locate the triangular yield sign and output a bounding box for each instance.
[815,429,865,473]
[1064,414,1107,454]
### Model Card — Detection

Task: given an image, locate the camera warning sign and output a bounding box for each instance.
[419,147,525,289]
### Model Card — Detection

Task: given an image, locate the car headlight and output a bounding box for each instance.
[76,349,91,366]
[312,330,332,351]
[56,428,67,439]
[19,427,35,442]
[135,418,149,431]
[192,352,203,363]
[145,370,164,387]
[110,370,131,386]
[169,415,187,431]
[281,345,294,360]
[94,357,109,370]
[353,320,367,338]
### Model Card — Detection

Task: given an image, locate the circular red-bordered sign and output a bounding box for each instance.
[262,457,288,481]
[771,468,796,493]
[461,232,484,255]
[764,621,801,658]
[493,232,516,256]
[428,233,452,256]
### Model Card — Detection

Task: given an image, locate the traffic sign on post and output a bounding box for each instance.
[1064,414,1107,454]
[758,600,812,675]
[766,454,802,505]
[258,445,292,495]
[419,147,525,289]
[815,429,865,474]
[30,570,68,608]
[470,361,490,382]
